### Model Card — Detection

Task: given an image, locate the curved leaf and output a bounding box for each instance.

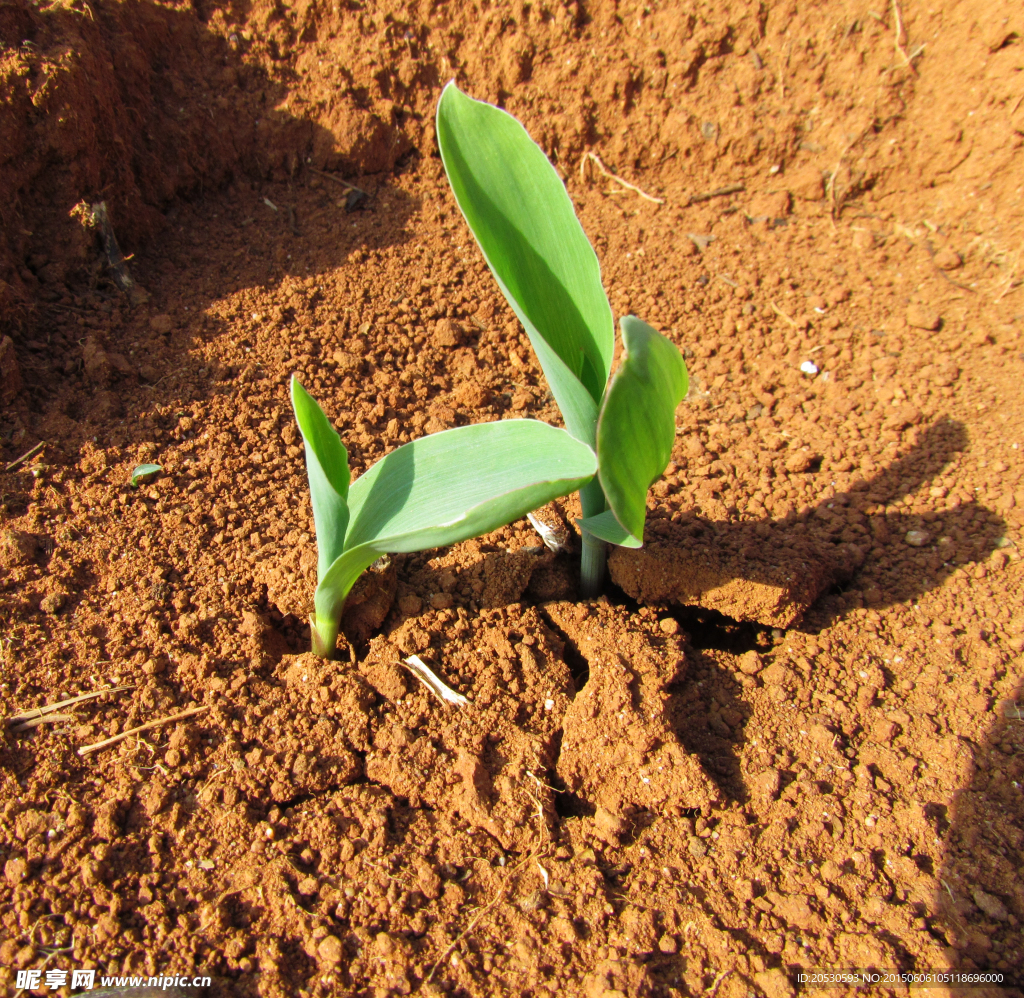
[595,316,688,545]
[130,463,161,487]
[313,419,597,627]
[436,83,613,440]
[577,508,642,549]
[291,376,350,579]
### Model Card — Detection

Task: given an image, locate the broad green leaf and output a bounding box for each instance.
[577,508,642,549]
[437,83,613,443]
[313,419,597,628]
[291,376,350,579]
[595,316,688,545]
[130,463,161,487]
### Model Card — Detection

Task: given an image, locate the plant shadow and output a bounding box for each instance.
[612,417,1009,804]
[616,417,1005,630]
[931,677,1024,978]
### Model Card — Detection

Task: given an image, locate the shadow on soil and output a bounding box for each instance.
[664,611,773,803]
[934,677,1024,976]
[609,417,1007,804]
[2,0,423,481]
[622,417,1004,629]
[804,417,1006,621]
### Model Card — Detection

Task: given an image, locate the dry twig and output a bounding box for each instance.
[77,705,210,757]
[998,276,1022,300]
[770,301,798,327]
[402,655,469,706]
[889,0,924,71]
[13,713,75,731]
[7,685,133,732]
[686,183,745,206]
[4,441,45,473]
[91,202,149,305]
[308,167,369,197]
[423,852,538,987]
[580,152,664,204]
[826,135,861,224]
[891,0,909,63]
[706,969,732,996]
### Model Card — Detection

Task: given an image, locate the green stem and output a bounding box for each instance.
[309,612,339,660]
[579,529,606,598]
[579,478,607,599]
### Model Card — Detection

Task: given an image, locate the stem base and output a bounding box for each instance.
[310,613,339,660]
[579,530,606,599]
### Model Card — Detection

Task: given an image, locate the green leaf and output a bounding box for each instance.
[595,316,688,545]
[436,83,613,444]
[312,419,597,629]
[291,376,350,580]
[577,509,642,549]
[130,464,161,487]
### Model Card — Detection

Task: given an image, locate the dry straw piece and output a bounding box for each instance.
[579,151,664,204]
[77,705,210,757]
[402,656,469,707]
[6,685,134,733]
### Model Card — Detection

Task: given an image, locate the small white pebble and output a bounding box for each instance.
[544,699,554,711]
[800,360,819,375]
[905,529,930,547]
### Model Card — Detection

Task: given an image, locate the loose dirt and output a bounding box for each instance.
[1,0,1023,996]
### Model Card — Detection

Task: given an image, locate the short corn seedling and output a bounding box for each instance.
[130,463,161,487]
[291,376,597,658]
[437,84,688,596]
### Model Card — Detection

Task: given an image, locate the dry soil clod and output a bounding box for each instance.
[686,182,746,206]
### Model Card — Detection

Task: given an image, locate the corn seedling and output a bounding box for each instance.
[292,376,597,658]
[130,463,161,487]
[436,84,688,596]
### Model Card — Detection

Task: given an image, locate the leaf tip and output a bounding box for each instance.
[129,463,162,488]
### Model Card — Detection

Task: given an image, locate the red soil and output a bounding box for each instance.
[1,0,1022,996]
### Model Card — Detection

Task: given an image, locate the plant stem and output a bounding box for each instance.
[579,478,607,598]
[579,529,606,598]
[309,613,339,660]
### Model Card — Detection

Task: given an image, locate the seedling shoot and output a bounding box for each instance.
[436,83,688,596]
[291,376,597,658]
